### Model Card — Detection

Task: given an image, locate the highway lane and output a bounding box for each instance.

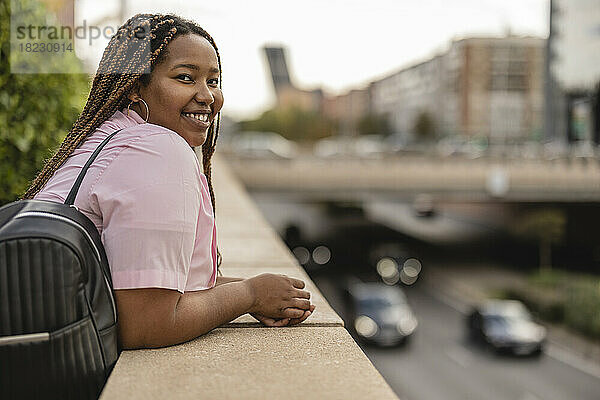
[248,192,600,398]
[312,275,600,400]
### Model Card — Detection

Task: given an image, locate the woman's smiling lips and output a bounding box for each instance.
[181,111,212,130]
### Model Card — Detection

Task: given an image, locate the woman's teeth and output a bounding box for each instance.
[182,112,209,122]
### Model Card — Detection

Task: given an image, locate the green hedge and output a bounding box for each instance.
[0,0,89,205]
[501,269,600,339]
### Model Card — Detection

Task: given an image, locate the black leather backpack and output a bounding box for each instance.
[0,129,122,399]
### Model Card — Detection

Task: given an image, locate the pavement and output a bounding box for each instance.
[424,263,600,377]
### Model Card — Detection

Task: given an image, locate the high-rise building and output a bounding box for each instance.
[263,46,322,112]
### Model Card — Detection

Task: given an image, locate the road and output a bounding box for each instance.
[247,191,600,399]
[312,274,600,400]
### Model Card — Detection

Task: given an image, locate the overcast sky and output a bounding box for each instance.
[77,0,549,120]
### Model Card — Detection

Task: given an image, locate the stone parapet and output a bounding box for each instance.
[99,154,398,399]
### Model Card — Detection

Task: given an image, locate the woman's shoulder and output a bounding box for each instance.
[98,123,201,188]
[98,110,194,160]
[103,119,197,167]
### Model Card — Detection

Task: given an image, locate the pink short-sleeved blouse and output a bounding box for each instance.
[34,109,217,293]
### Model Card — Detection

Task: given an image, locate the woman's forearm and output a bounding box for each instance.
[171,281,253,344]
[116,281,254,349]
[116,274,311,349]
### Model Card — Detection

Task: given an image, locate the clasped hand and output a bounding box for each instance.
[245,273,316,327]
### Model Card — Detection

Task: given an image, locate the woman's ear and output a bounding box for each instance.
[127,82,142,102]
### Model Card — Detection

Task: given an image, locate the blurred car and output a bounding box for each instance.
[383,132,409,154]
[412,193,435,217]
[467,300,546,356]
[229,131,298,159]
[313,136,354,158]
[346,282,418,346]
[313,135,386,159]
[436,137,486,159]
[353,135,387,159]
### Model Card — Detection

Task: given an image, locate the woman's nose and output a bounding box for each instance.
[194,83,214,105]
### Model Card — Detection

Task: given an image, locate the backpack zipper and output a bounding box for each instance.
[0,332,49,345]
[14,211,117,322]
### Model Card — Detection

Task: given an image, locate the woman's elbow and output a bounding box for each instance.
[114,288,181,349]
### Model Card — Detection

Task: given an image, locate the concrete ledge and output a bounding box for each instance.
[99,154,398,399]
[100,327,397,400]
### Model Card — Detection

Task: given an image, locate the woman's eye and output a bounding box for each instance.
[208,78,219,86]
[177,74,194,82]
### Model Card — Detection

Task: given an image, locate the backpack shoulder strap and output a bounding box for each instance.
[64,128,123,206]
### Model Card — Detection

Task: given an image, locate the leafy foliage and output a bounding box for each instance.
[503,269,600,339]
[357,113,391,136]
[413,110,436,141]
[512,208,566,269]
[240,106,336,142]
[0,0,89,205]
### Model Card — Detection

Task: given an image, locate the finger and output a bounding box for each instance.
[293,290,311,299]
[251,313,275,326]
[290,278,305,289]
[290,298,311,310]
[309,304,316,313]
[289,310,312,326]
[260,318,278,326]
[282,307,305,318]
[271,318,290,327]
[255,315,290,327]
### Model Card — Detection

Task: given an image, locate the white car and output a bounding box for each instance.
[230,131,298,159]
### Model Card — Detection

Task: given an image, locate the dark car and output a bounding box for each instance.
[347,282,418,347]
[467,300,546,356]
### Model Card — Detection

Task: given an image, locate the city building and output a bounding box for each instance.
[370,54,445,142]
[39,0,75,28]
[370,35,545,144]
[323,88,371,136]
[546,0,600,145]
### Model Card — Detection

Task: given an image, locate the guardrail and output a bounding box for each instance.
[99,154,398,400]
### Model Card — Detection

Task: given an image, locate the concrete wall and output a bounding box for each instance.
[99,154,399,400]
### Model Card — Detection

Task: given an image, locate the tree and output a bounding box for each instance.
[357,113,391,136]
[512,208,566,270]
[413,110,436,141]
[240,106,336,142]
[0,0,89,205]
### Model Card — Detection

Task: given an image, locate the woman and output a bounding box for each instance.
[25,14,314,349]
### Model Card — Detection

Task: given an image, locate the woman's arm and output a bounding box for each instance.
[215,276,243,285]
[116,274,312,349]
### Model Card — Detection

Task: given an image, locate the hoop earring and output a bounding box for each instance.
[127,98,150,123]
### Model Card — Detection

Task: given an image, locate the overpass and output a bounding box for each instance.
[224,155,600,203]
[223,154,600,246]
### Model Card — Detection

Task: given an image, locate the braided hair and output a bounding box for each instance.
[23,13,223,267]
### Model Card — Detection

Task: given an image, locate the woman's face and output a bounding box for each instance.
[133,34,224,147]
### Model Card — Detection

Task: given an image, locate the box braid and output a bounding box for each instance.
[23,13,224,267]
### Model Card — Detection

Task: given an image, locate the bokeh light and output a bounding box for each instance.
[312,245,332,265]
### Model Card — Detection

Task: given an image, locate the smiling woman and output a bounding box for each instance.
[24,13,314,350]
